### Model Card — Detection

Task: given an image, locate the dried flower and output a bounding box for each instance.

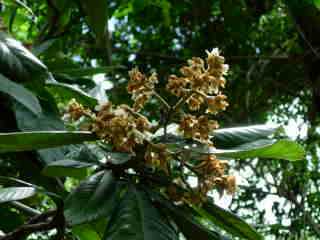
[206,94,229,114]
[179,115,219,143]
[66,99,90,121]
[225,175,236,195]
[166,47,229,114]
[128,68,158,111]
[166,75,188,97]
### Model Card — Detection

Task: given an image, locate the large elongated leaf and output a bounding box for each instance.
[160,132,305,161]
[150,190,227,240]
[42,160,95,179]
[46,82,98,108]
[103,185,178,240]
[197,202,263,240]
[0,73,42,115]
[213,139,305,161]
[0,131,96,153]
[213,125,280,148]
[64,171,121,225]
[0,187,36,203]
[0,33,48,82]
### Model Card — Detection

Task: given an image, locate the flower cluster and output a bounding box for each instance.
[92,103,151,152]
[166,154,236,205]
[195,155,236,197]
[166,48,229,113]
[67,101,151,152]
[179,114,219,144]
[127,67,158,111]
[66,48,236,205]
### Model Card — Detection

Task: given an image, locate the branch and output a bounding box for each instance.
[10,201,41,216]
[0,202,65,240]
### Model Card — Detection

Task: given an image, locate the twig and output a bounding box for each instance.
[0,202,65,240]
[152,91,171,110]
[10,201,41,217]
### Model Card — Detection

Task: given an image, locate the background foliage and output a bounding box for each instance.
[0,0,319,239]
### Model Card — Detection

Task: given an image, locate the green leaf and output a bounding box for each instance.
[46,82,98,108]
[52,66,126,77]
[197,202,263,240]
[0,131,97,153]
[0,73,42,115]
[150,190,227,240]
[103,185,178,240]
[157,126,305,161]
[64,171,122,225]
[13,101,68,164]
[315,0,320,9]
[213,125,280,148]
[0,32,48,82]
[0,187,36,203]
[72,218,108,240]
[213,139,305,161]
[73,224,101,240]
[80,0,108,43]
[42,160,95,179]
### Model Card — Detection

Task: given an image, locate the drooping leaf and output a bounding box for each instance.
[0,131,97,153]
[0,73,42,115]
[64,171,122,225]
[0,32,48,82]
[150,190,227,240]
[196,202,264,240]
[46,82,98,108]
[42,160,95,179]
[0,187,36,203]
[103,185,178,240]
[213,139,305,161]
[212,125,280,148]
